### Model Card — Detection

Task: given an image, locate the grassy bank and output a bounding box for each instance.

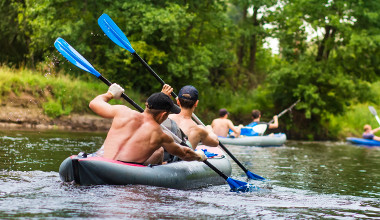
[0,66,142,118]
[2,66,379,140]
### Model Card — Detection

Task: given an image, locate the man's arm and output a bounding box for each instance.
[372,127,380,134]
[161,132,206,161]
[268,115,278,129]
[227,120,241,136]
[199,125,219,147]
[89,83,128,118]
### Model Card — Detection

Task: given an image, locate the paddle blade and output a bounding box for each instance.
[246,171,266,181]
[251,124,268,136]
[226,177,260,192]
[369,106,377,116]
[98,14,135,53]
[54,38,101,78]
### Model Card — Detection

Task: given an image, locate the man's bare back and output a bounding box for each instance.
[211,118,235,137]
[211,109,241,138]
[101,106,165,163]
[169,114,207,149]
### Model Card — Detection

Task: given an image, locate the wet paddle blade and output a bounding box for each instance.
[368,106,380,126]
[98,14,135,53]
[226,177,259,192]
[54,38,101,78]
[251,124,268,136]
[246,170,266,181]
[369,106,377,116]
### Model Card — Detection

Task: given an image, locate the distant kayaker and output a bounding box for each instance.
[248,110,278,129]
[164,85,219,149]
[211,108,243,137]
[241,110,278,136]
[362,124,380,141]
[89,83,206,165]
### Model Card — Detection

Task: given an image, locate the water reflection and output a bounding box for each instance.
[0,130,379,218]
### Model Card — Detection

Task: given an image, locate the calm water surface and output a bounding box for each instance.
[0,130,379,219]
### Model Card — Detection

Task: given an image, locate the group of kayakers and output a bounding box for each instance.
[89,83,280,167]
[211,109,279,138]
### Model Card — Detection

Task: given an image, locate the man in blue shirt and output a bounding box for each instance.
[242,110,278,136]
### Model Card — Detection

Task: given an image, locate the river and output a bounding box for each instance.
[0,130,379,219]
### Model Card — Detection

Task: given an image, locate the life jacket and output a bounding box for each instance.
[161,118,189,162]
[240,122,268,136]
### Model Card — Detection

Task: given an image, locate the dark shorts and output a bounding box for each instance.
[117,160,144,165]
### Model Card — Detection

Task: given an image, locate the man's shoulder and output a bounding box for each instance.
[213,118,230,124]
[114,105,135,114]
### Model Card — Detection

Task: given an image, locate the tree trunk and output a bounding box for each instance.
[237,6,248,68]
[248,8,259,73]
[316,25,335,61]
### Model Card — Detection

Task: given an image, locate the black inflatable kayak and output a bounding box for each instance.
[59,145,232,189]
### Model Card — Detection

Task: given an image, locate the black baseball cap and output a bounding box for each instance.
[147,92,181,114]
[178,85,198,101]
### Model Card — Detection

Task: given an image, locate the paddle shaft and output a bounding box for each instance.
[132,53,206,123]
[98,75,144,112]
[268,99,300,124]
[204,160,228,180]
[133,53,177,98]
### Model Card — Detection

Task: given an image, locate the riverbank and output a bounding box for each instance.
[0,67,116,132]
[0,105,111,132]
[0,82,111,132]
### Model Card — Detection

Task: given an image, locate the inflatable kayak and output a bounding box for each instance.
[219,133,287,146]
[346,137,380,147]
[59,145,232,189]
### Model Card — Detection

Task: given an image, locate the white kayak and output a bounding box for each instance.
[219,133,287,146]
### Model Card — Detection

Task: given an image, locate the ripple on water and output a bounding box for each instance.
[1,131,380,218]
[0,170,379,219]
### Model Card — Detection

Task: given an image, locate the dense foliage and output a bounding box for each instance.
[1,0,379,139]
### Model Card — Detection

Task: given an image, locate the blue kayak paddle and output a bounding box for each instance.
[54,37,257,192]
[97,14,265,181]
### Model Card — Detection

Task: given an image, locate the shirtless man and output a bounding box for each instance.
[165,85,219,149]
[89,83,206,165]
[211,108,242,137]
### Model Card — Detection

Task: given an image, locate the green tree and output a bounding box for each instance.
[0,0,29,66]
[267,0,380,139]
[227,0,278,89]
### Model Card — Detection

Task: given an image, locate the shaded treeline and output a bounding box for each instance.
[1,0,380,140]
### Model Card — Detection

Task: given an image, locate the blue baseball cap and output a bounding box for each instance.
[178,85,198,101]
